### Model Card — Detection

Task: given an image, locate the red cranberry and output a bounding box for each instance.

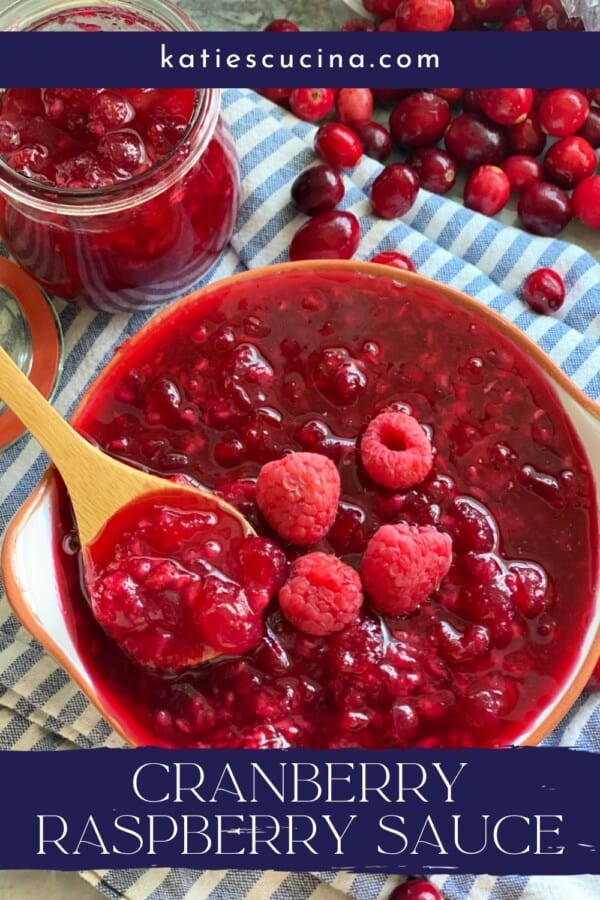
[544,136,597,189]
[371,251,416,272]
[522,268,566,314]
[341,17,377,30]
[264,18,299,31]
[362,0,399,16]
[256,88,292,108]
[315,122,363,168]
[577,106,600,149]
[370,164,420,219]
[467,0,520,21]
[289,88,334,123]
[335,88,373,127]
[355,121,393,162]
[464,165,510,216]
[407,146,457,194]
[572,175,600,228]
[502,155,543,193]
[390,91,451,148]
[395,0,455,30]
[508,115,546,156]
[586,89,600,105]
[291,165,345,215]
[372,89,412,105]
[517,181,572,236]
[462,88,482,112]
[452,0,482,29]
[378,17,399,29]
[476,88,534,126]
[289,211,361,261]
[502,13,533,29]
[444,112,508,169]
[431,88,463,104]
[525,0,583,29]
[389,880,442,900]
[538,89,590,137]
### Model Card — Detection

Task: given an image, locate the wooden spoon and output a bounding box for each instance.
[0,344,255,663]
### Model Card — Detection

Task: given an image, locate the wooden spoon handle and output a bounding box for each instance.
[0,345,92,479]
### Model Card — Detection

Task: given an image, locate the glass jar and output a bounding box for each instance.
[0,1,240,312]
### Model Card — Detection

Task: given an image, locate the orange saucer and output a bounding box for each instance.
[0,258,63,451]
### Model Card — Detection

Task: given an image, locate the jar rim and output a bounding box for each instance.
[0,0,199,33]
[0,88,221,216]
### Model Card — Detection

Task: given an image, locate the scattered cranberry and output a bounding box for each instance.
[371,251,416,272]
[370,163,420,219]
[407,146,457,194]
[355,121,393,162]
[467,0,520,19]
[475,88,533,126]
[291,165,344,216]
[464,165,510,215]
[314,122,363,168]
[256,88,292,108]
[502,13,533,29]
[525,0,583,30]
[517,181,572,236]
[264,18,299,31]
[522,268,566,314]
[444,112,508,168]
[363,0,399,16]
[395,0,455,30]
[289,210,361,261]
[289,88,334,123]
[502,155,543,193]
[543,136,597,189]
[538,89,590,137]
[390,91,451,148]
[335,88,374,127]
[572,174,600,228]
[508,115,546,156]
[432,88,464,104]
[452,0,481,29]
[578,106,600,149]
[389,880,443,900]
[341,17,377,30]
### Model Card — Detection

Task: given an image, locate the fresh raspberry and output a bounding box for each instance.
[279,552,363,635]
[361,522,452,616]
[256,452,341,545]
[360,410,433,490]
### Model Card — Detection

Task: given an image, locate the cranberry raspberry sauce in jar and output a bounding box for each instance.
[58,268,597,749]
[0,1,239,311]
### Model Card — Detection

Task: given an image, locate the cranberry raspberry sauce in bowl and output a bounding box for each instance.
[0,1,239,311]
[3,261,600,749]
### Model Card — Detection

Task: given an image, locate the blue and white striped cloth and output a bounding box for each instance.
[0,87,599,900]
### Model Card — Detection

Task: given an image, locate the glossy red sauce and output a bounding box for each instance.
[55,270,597,748]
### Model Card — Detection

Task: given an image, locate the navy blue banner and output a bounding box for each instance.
[0,32,598,88]
[1,747,599,874]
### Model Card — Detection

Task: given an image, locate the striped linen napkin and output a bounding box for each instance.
[0,87,599,900]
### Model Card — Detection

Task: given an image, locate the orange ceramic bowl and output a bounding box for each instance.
[2,260,600,748]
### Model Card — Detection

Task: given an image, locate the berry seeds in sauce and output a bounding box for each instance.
[60,270,597,749]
